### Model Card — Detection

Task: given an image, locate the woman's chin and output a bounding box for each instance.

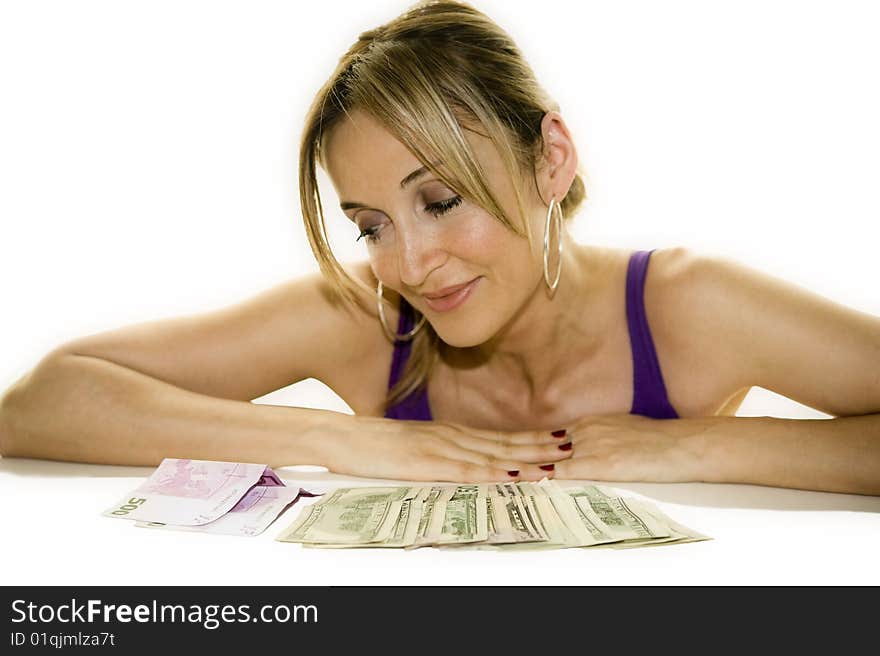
[434,325,493,349]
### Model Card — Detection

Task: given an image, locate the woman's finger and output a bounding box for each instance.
[428,458,557,483]
[443,432,574,465]
[446,424,565,447]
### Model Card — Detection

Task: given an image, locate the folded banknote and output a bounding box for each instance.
[102,458,323,536]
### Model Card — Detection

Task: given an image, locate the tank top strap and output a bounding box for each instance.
[386,296,415,390]
[626,249,680,419]
[384,296,432,420]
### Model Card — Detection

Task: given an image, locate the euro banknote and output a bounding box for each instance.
[134,484,303,537]
[102,458,322,535]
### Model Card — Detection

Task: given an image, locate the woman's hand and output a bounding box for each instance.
[324,416,574,483]
[550,413,706,483]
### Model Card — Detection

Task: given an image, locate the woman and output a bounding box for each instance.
[1,0,878,494]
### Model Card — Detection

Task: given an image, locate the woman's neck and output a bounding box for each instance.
[440,240,616,412]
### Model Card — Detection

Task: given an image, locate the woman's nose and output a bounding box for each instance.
[396,226,444,289]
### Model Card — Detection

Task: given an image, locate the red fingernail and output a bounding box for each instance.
[539,464,555,471]
[551,430,567,438]
[558,442,572,451]
[507,470,519,477]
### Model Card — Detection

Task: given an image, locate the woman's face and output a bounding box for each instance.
[323,109,547,348]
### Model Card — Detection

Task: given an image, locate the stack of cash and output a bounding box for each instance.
[102,458,319,537]
[275,480,709,550]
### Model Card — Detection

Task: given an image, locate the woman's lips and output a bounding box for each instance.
[422,277,480,313]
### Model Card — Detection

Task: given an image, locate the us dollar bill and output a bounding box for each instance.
[275,480,711,550]
[566,486,670,541]
[275,486,414,545]
[431,484,489,545]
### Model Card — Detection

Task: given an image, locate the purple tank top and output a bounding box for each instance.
[384,249,679,420]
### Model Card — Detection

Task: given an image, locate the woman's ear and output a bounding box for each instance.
[535,111,579,206]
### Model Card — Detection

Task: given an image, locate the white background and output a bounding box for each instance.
[1,0,878,585]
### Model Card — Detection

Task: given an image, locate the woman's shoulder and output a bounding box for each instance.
[643,246,698,291]
[589,243,703,351]
[577,244,696,281]
[640,245,709,360]
[642,245,743,331]
[641,246,755,414]
[307,260,400,413]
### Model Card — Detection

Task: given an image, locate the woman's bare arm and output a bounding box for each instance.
[686,251,880,494]
[0,266,373,465]
[0,351,339,468]
[555,250,880,495]
[0,263,569,479]
[0,350,569,480]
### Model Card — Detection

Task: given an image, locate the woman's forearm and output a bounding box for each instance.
[691,414,880,495]
[0,352,353,468]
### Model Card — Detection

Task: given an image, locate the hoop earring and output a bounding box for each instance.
[543,196,564,293]
[377,281,427,342]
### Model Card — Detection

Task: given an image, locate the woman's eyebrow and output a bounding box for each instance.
[339,161,441,211]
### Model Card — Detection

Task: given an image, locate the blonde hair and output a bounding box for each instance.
[299,0,587,413]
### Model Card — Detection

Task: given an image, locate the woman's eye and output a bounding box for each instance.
[425,195,463,216]
[354,195,462,243]
[356,225,382,243]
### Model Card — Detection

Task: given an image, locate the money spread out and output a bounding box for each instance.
[275,480,710,550]
[102,458,322,537]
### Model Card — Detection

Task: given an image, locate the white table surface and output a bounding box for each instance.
[2,456,878,586]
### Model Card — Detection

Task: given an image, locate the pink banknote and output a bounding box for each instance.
[102,458,288,526]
